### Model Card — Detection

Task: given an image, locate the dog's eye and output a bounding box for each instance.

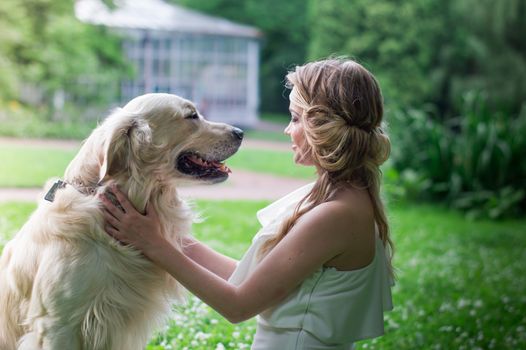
[186,112,199,120]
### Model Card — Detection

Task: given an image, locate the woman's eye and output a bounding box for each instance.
[186,112,199,120]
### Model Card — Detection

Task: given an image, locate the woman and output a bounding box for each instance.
[101,58,394,349]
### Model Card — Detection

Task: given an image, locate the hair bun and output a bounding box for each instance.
[369,128,391,166]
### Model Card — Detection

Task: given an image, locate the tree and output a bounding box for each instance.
[309,0,451,113]
[0,0,129,113]
[451,0,526,113]
[308,0,526,116]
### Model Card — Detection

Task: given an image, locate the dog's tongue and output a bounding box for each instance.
[189,155,231,173]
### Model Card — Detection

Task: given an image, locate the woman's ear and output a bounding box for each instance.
[98,109,152,183]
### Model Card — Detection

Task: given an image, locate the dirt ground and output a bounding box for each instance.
[0,137,311,202]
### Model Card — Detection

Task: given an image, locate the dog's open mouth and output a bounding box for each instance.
[177,152,232,182]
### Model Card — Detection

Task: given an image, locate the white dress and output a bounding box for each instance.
[228,183,394,350]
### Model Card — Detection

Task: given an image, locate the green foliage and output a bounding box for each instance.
[0,100,98,139]
[0,0,129,112]
[389,92,526,219]
[1,200,525,349]
[309,0,526,117]
[309,0,450,110]
[453,0,526,113]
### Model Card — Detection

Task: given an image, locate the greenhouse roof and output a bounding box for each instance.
[75,0,261,38]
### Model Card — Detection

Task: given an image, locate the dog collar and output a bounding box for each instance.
[44,179,97,202]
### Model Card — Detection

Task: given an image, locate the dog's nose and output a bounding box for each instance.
[232,127,244,141]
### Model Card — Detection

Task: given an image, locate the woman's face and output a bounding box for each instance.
[285,89,314,166]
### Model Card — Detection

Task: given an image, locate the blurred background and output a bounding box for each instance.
[0,0,525,349]
[0,0,524,218]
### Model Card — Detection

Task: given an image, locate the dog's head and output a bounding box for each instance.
[92,93,242,186]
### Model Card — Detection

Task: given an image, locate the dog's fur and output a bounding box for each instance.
[0,93,242,350]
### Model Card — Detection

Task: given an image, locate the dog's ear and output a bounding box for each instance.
[99,109,152,183]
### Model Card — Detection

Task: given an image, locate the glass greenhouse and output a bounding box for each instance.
[76,0,261,127]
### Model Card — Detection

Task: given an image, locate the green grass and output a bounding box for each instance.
[0,144,314,188]
[244,129,290,142]
[0,144,78,187]
[245,113,290,142]
[1,200,524,349]
[259,112,289,125]
[228,148,315,179]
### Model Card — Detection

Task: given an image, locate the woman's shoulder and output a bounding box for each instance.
[311,187,374,228]
[303,188,376,270]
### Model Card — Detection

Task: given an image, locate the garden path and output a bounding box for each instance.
[0,137,311,202]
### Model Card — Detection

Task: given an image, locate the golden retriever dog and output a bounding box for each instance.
[0,93,243,350]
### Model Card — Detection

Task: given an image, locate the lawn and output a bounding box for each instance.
[0,144,78,187]
[0,143,314,188]
[1,200,524,349]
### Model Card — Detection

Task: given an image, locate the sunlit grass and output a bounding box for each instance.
[0,144,78,187]
[1,200,524,349]
[0,143,314,188]
[227,148,315,179]
[244,129,290,142]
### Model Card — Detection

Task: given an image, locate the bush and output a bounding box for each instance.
[0,100,98,140]
[389,92,526,219]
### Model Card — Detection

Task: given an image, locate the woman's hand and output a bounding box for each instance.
[99,185,165,258]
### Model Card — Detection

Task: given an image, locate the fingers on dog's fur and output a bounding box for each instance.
[146,202,159,219]
[111,185,134,214]
[103,210,121,229]
[105,225,121,240]
[100,194,124,220]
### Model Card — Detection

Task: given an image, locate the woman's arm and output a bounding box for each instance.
[100,186,355,323]
[182,236,238,280]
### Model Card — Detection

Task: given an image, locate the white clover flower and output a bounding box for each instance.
[439,302,453,312]
[439,325,453,332]
[195,331,211,341]
[457,298,470,309]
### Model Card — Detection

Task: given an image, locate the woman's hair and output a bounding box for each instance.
[259,58,394,276]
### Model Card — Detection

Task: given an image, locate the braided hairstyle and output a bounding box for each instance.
[259,58,394,276]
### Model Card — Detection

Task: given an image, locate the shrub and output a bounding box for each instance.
[389,92,526,219]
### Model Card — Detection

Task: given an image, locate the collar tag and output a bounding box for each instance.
[44,180,67,202]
